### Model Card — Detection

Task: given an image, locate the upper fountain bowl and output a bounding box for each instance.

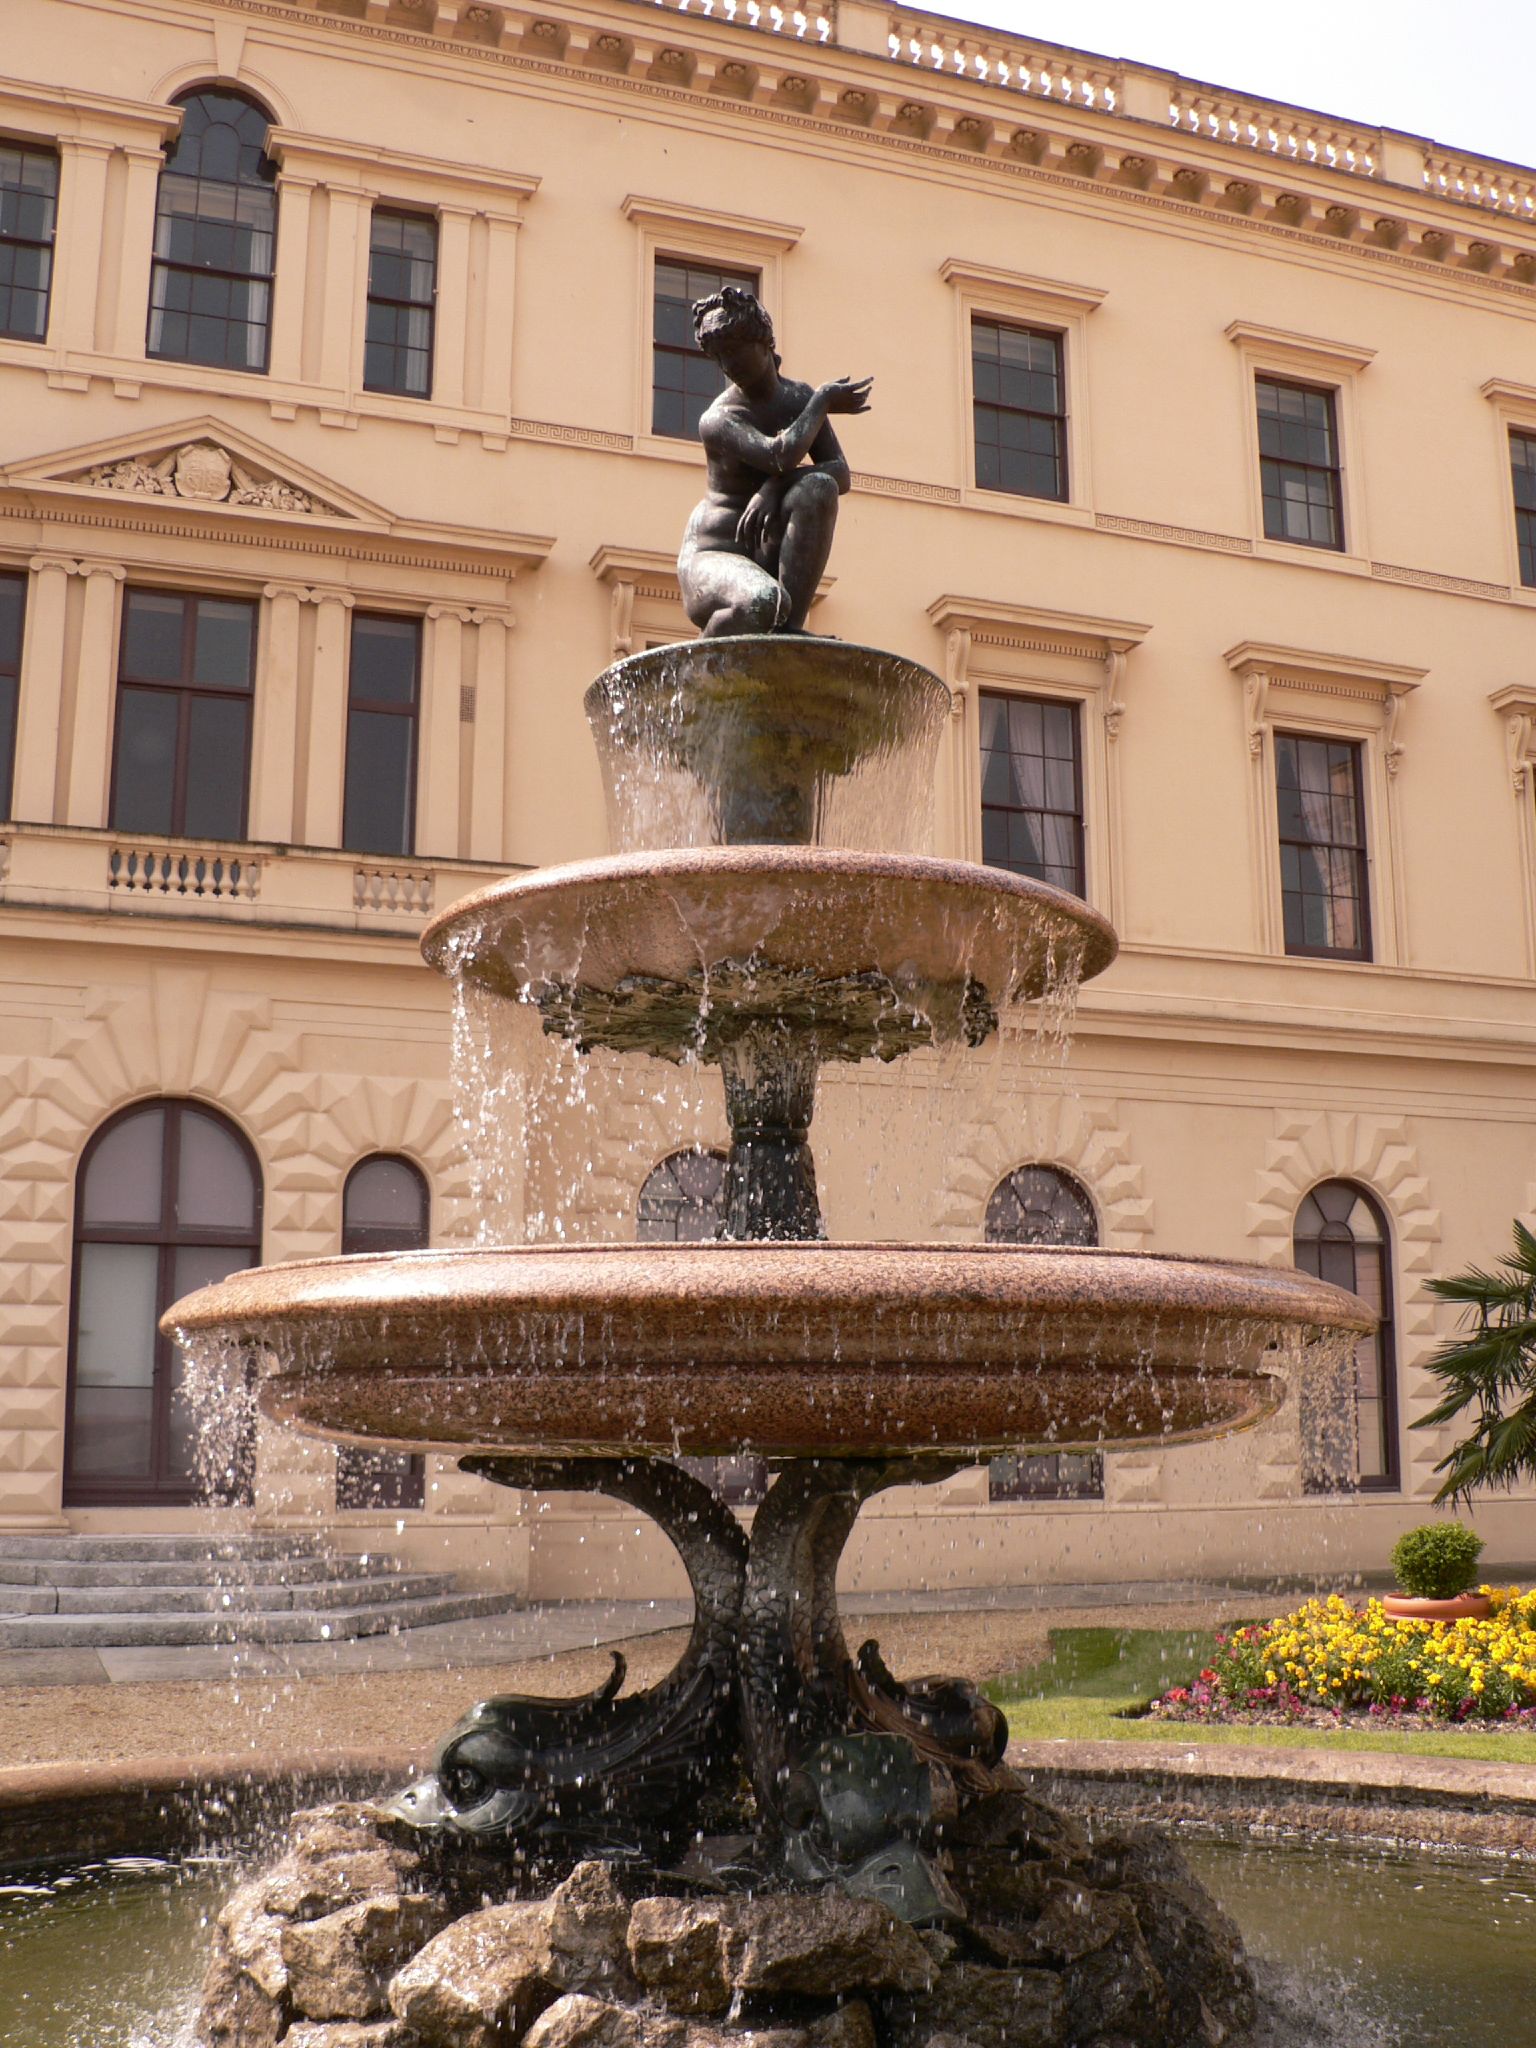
[584,636,952,853]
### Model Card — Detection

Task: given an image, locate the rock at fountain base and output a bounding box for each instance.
[197,1801,1257,2048]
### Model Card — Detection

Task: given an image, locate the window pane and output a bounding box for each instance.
[72,1243,160,1477]
[343,709,414,857]
[182,693,250,840]
[122,592,186,683]
[985,1166,1097,1247]
[652,258,758,441]
[112,688,179,836]
[638,1151,728,1241]
[351,617,419,706]
[176,1109,256,1232]
[193,600,254,689]
[82,1107,166,1228]
[0,144,57,342]
[345,1157,427,1235]
[972,319,1066,502]
[979,689,1084,896]
[149,92,276,372]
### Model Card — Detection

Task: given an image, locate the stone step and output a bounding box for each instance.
[31,1573,460,1617]
[0,1532,333,1563]
[0,1552,411,1589]
[0,1589,518,1650]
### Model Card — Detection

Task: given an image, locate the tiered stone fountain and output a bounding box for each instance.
[170,632,1372,2048]
[167,292,1371,2046]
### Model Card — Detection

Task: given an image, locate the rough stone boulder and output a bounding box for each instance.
[286,2022,423,2047]
[883,1960,1067,2048]
[627,1895,934,2015]
[525,1993,686,2048]
[1086,1830,1257,2046]
[283,1894,451,2022]
[200,1874,294,2047]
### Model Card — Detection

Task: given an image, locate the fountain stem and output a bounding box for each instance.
[718,1026,824,1241]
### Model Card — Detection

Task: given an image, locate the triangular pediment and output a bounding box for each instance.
[2,416,391,525]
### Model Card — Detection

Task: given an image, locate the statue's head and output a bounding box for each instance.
[692,284,779,371]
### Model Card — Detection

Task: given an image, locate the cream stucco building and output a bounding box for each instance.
[2,0,1535,1606]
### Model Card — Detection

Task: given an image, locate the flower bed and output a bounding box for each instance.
[1150,1587,1536,1727]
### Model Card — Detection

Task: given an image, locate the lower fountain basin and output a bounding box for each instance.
[164,1243,1371,1461]
[422,846,1117,1061]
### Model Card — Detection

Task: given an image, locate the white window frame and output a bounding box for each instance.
[1225,639,1424,966]
[942,259,1104,525]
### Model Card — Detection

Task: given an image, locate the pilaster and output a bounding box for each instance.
[251,583,306,844]
[303,589,354,846]
[51,139,113,359]
[11,557,76,824]
[64,562,125,828]
[433,206,475,412]
[110,147,164,361]
[421,606,470,856]
[469,609,511,862]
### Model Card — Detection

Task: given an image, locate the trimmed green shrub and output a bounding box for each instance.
[1391,1521,1485,1599]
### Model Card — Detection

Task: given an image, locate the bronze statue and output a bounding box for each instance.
[677,286,871,637]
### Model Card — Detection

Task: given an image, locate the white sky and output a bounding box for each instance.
[917,1,1536,171]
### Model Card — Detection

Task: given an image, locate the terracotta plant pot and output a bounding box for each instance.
[1381,1591,1492,1622]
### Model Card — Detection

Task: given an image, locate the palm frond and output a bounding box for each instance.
[1417,1220,1536,1502]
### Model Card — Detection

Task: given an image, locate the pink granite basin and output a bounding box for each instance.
[163,1242,1373,1461]
[422,847,1117,1048]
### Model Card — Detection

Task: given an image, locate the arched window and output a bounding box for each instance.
[635,1149,761,1503]
[985,1164,1102,1503]
[1294,1181,1398,1490]
[66,1100,261,1505]
[148,88,277,372]
[336,1156,429,1512]
[984,1164,1097,1248]
[637,1149,727,1242]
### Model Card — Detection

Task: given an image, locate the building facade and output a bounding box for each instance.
[2,0,1535,1601]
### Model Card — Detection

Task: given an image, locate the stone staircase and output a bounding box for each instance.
[0,1530,518,1649]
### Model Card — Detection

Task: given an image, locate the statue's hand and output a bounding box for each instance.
[819,375,873,416]
[736,484,784,555]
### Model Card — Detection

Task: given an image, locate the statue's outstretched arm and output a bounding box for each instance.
[707,376,872,478]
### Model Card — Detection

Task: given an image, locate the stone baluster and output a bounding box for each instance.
[64,562,125,826]
[11,556,77,824]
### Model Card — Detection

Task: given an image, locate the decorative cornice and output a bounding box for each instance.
[1223,641,1426,693]
[267,128,541,210]
[938,258,1107,314]
[1224,320,1376,373]
[0,76,182,144]
[620,193,803,249]
[928,595,1150,655]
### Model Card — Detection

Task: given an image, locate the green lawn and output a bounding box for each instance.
[986,1627,1536,1767]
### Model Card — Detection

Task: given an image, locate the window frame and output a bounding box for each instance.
[1510,429,1536,591]
[342,610,422,859]
[1293,1179,1400,1493]
[109,587,258,844]
[1255,373,1345,553]
[146,88,279,377]
[969,316,1069,505]
[1274,728,1373,962]
[0,135,59,346]
[1227,321,1373,567]
[977,686,1086,898]
[0,565,25,822]
[64,1098,263,1507]
[623,196,800,455]
[650,251,763,446]
[942,260,1102,522]
[363,204,438,401]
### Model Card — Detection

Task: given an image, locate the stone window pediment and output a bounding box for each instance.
[2,416,384,525]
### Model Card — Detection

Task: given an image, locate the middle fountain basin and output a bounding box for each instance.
[167,1241,1372,1461]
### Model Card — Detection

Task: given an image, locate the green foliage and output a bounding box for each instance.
[1390,1522,1484,1599]
[1417,1219,1536,1504]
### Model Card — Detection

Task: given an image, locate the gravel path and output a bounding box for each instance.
[0,1598,1281,1769]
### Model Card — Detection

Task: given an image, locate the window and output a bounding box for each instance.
[1275,733,1370,960]
[1257,377,1343,550]
[336,1155,429,1512]
[979,690,1085,897]
[343,615,420,857]
[1294,1181,1398,1491]
[148,89,277,373]
[984,1165,1103,1501]
[0,571,23,820]
[636,1149,764,1504]
[1512,432,1536,590]
[111,590,256,842]
[637,1148,728,1243]
[0,140,58,342]
[652,257,758,441]
[971,318,1067,501]
[66,1101,262,1504]
[365,209,436,399]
